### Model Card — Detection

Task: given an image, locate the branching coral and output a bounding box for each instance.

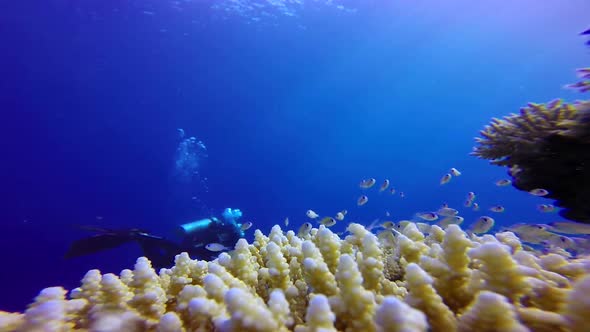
[472,101,590,223]
[2,223,590,332]
[472,59,590,223]
[471,30,590,223]
[471,99,587,165]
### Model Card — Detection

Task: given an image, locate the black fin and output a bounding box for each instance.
[64,233,135,259]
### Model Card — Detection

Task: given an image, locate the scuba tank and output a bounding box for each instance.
[177,208,244,244]
[178,217,218,237]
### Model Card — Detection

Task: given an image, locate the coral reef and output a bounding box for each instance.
[472,30,590,223]
[2,223,590,332]
[472,98,590,223]
[472,81,590,223]
[472,50,590,224]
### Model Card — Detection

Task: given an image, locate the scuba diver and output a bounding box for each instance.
[65,208,246,269]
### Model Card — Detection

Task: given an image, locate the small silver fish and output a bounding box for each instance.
[399,192,405,198]
[489,205,505,213]
[360,178,376,189]
[449,168,461,176]
[379,179,390,192]
[575,68,590,79]
[495,179,512,187]
[206,243,230,252]
[546,221,590,235]
[437,216,464,228]
[437,207,458,217]
[390,188,396,194]
[381,221,395,229]
[529,188,549,196]
[335,212,345,221]
[472,203,480,211]
[541,234,575,250]
[573,237,590,252]
[240,222,253,231]
[306,210,319,219]
[319,217,337,227]
[416,212,438,222]
[515,229,555,244]
[298,222,313,236]
[284,217,289,226]
[466,192,476,201]
[470,216,495,234]
[537,204,556,213]
[440,173,452,185]
[396,220,412,231]
[541,244,572,257]
[357,195,369,206]
[504,223,549,235]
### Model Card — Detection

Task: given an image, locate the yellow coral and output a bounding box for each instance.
[421,224,474,312]
[294,294,336,332]
[375,296,428,332]
[471,98,589,165]
[404,263,457,331]
[2,222,590,332]
[457,291,528,332]
[332,254,376,332]
[471,95,590,223]
[563,275,590,332]
[301,240,339,297]
[467,242,532,302]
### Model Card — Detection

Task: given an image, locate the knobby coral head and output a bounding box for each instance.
[1,223,590,332]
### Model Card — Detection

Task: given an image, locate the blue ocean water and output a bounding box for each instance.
[2,0,589,311]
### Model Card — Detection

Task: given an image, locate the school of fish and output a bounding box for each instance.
[225,166,587,258]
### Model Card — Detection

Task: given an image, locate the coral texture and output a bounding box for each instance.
[472,99,590,223]
[2,223,590,332]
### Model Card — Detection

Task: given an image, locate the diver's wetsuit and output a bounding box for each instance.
[65,217,243,269]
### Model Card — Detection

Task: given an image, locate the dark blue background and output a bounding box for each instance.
[1,0,588,311]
